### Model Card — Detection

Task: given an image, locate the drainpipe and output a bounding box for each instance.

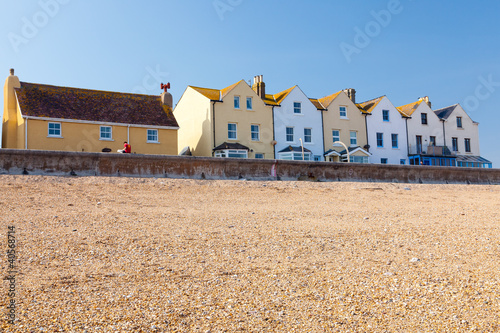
[405,117,410,157]
[212,101,216,156]
[272,106,276,159]
[320,109,325,161]
[127,125,130,143]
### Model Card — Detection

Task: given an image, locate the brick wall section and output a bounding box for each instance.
[0,149,498,184]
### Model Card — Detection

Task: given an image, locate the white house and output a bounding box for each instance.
[357,96,408,165]
[434,104,491,167]
[271,86,324,161]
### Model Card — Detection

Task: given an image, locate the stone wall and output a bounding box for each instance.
[0,149,498,184]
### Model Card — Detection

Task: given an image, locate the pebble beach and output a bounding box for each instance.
[1,175,499,332]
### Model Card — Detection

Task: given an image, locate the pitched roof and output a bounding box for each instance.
[434,104,458,120]
[309,98,327,110]
[273,86,295,105]
[356,96,385,114]
[190,86,220,101]
[278,145,312,153]
[262,94,280,106]
[15,82,178,127]
[397,100,423,117]
[213,142,249,151]
[318,91,342,109]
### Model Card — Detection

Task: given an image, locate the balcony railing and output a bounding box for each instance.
[409,145,456,156]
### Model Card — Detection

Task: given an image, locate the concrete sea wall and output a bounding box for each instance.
[0,149,498,184]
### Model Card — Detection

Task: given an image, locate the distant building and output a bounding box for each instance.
[317,89,370,163]
[357,96,408,165]
[2,69,178,154]
[434,103,491,168]
[269,85,324,161]
[174,77,275,159]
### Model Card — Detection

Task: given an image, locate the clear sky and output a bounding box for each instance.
[1,0,499,166]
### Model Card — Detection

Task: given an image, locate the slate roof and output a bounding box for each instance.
[356,96,385,114]
[213,142,250,151]
[15,82,178,127]
[434,104,458,120]
[397,100,423,117]
[278,145,312,153]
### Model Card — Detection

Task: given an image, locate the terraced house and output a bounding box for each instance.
[2,69,179,154]
[317,89,370,163]
[174,77,275,159]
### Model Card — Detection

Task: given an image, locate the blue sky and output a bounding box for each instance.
[1,0,499,166]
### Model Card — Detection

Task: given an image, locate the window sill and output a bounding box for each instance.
[47,135,63,138]
[147,141,160,144]
[100,138,114,142]
[340,117,349,120]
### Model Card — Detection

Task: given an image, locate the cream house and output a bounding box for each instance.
[317,89,370,163]
[174,77,275,159]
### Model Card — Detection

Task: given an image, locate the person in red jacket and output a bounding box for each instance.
[118,141,131,153]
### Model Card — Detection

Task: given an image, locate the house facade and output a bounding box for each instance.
[434,104,491,167]
[318,89,370,163]
[271,86,324,161]
[174,78,275,159]
[2,69,178,154]
[358,96,408,165]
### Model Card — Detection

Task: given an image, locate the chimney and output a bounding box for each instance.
[160,82,173,109]
[343,88,356,104]
[3,68,21,148]
[252,75,266,99]
[419,96,431,108]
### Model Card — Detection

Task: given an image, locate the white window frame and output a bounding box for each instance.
[293,102,302,114]
[47,122,62,138]
[286,127,294,142]
[99,126,113,141]
[340,106,347,119]
[350,131,357,146]
[251,124,260,141]
[254,153,264,159]
[332,130,340,143]
[234,96,240,109]
[246,97,253,110]
[215,149,248,158]
[304,128,312,143]
[228,123,237,140]
[278,151,313,161]
[147,129,159,143]
[349,156,369,163]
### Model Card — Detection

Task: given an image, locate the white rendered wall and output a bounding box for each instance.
[406,102,445,154]
[366,97,408,164]
[442,104,480,155]
[273,87,324,159]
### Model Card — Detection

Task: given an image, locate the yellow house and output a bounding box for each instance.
[316,89,370,163]
[2,69,178,155]
[174,76,275,159]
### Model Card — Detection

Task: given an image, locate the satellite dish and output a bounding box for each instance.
[179,146,192,156]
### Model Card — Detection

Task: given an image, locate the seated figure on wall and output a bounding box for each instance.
[117,142,131,153]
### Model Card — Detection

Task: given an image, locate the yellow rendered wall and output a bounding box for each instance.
[214,81,274,159]
[322,92,367,152]
[2,74,21,148]
[173,87,213,157]
[25,119,177,155]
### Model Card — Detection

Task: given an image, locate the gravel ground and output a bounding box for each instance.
[0,175,499,332]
